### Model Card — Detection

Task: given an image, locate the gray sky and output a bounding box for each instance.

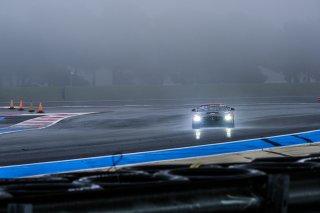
[0,0,320,84]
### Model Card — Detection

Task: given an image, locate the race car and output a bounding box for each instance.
[191,103,235,129]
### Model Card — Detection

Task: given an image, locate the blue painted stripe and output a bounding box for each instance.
[2,129,320,178]
[1,130,320,178]
[0,139,273,178]
[0,117,5,121]
[296,131,320,142]
[268,135,307,146]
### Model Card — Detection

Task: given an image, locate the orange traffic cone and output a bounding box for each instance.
[18,100,24,111]
[28,101,35,112]
[37,102,44,113]
[9,99,15,110]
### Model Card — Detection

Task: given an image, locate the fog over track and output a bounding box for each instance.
[0,97,319,166]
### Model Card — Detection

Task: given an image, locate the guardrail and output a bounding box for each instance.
[1,154,320,213]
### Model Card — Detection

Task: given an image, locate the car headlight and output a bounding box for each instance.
[224,114,233,121]
[193,115,202,122]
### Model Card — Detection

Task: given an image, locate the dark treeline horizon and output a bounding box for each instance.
[0,0,320,87]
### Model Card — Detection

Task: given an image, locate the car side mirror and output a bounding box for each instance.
[230,108,235,111]
[192,109,196,112]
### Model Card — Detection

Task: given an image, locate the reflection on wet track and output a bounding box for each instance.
[194,128,233,140]
[195,129,201,140]
[226,128,232,138]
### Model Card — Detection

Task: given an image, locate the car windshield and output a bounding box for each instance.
[198,105,228,112]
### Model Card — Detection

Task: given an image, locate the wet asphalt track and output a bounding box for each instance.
[0,96,320,166]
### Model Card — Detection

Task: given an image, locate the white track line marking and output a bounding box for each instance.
[13,113,90,129]
[0,113,93,135]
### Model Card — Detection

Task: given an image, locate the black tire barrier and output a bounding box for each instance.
[47,170,147,181]
[0,177,69,186]
[231,162,320,174]
[75,172,188,188]
[0,182,102,198]
[155,167,266,182]
[297,156,320,163]
[119,164,192,175]
[232,161,320,211]
[1,156,320,212]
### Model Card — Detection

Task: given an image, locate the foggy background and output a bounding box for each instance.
[0,0,320,87]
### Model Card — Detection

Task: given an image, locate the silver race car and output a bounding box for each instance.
[191,103,235,129]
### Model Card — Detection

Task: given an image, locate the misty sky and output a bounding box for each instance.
[0,0,320,85]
